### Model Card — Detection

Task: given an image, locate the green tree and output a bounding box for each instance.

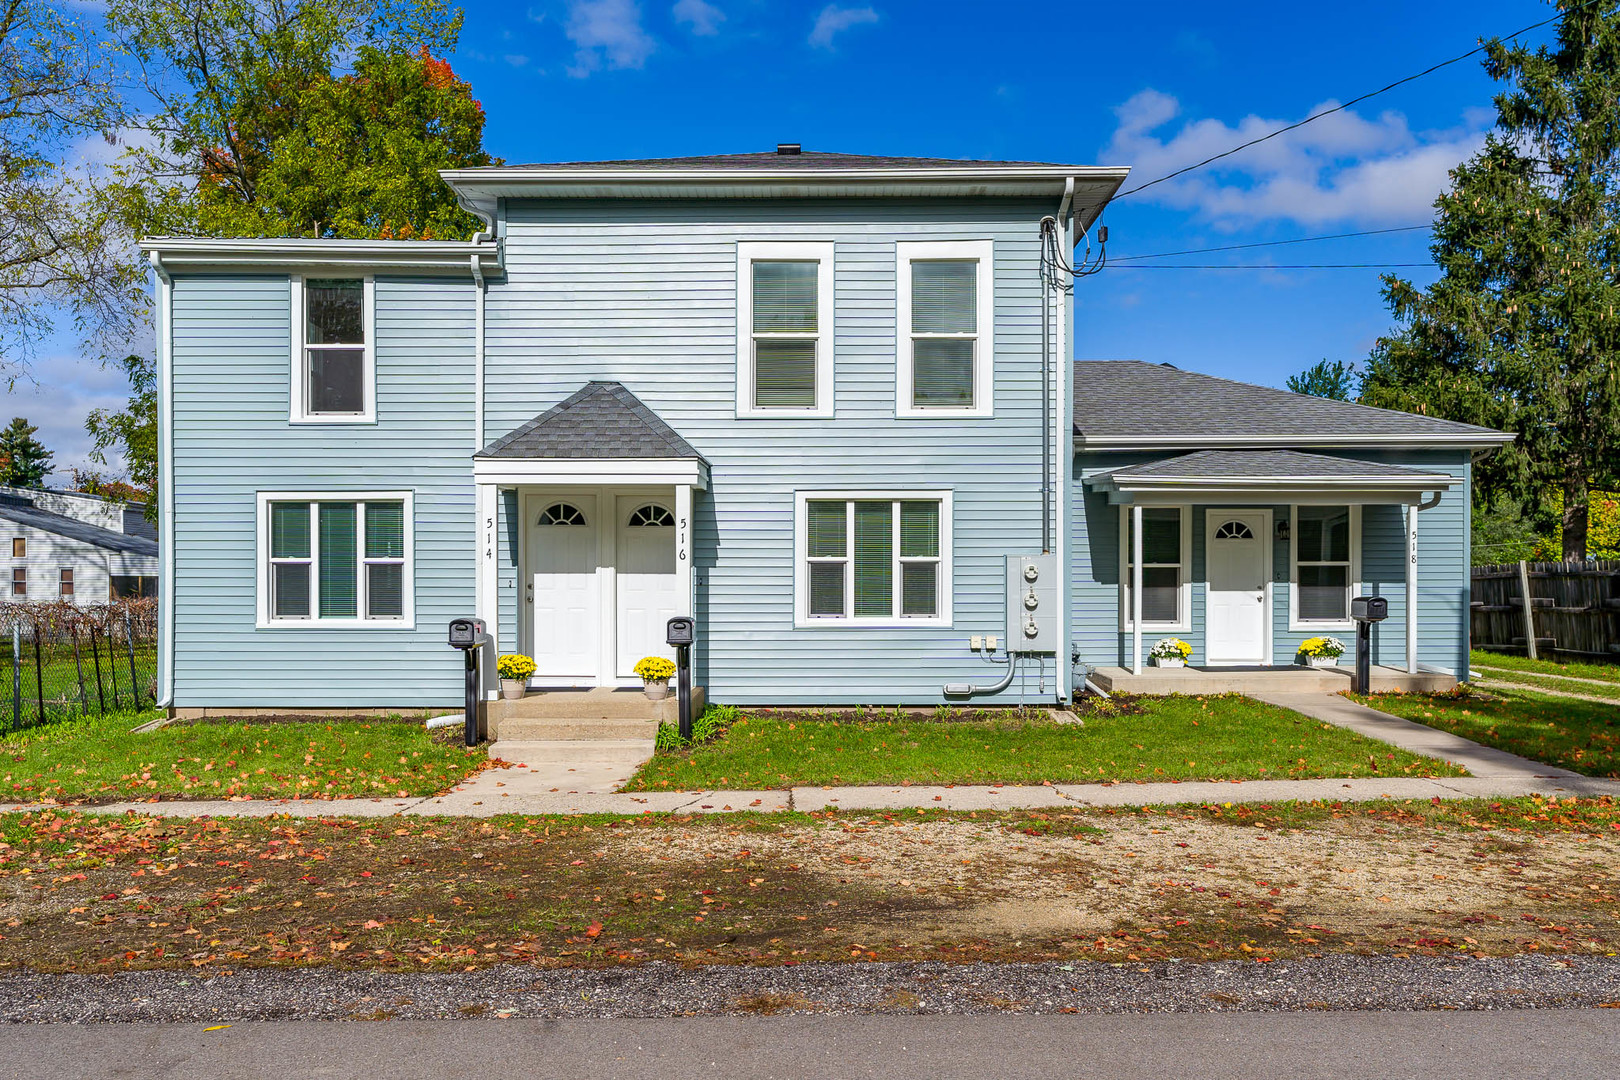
[1362,1,1620,560]
[0,0,143,371]
[84,353,156,515]
[1285,359,1358,400]
[0,417,53,488]
[108,0,492,240]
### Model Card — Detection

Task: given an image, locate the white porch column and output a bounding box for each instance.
[598,492,618,686]
[475,483,500,698]
[1406,502,1419,675]
[1131,503,1144,676]
[676,484,694,620]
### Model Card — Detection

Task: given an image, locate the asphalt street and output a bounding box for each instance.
[0,1010,1617,1080]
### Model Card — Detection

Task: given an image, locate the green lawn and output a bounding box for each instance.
[1474,669,1620,702]
[626,695,1463,790]
[0,712,488,803]
[1470,649,1620,684]
[1354,686,1620,777]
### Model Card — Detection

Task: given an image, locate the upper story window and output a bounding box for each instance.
[11,538,23,558]
[1291,505,1359,629]
[257,491,413,628]
[736,242,834,417]
[291,276,374,423]
[897,240,994,418]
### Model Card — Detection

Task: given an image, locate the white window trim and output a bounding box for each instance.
[1118,504,1192,633]
[255,490,414,629]
[1289,503,1362,632]
[896,240,994,419]
[58,568,73,598]
[736,242,835,418]
[290,274,376,424]
[793,489,953,628]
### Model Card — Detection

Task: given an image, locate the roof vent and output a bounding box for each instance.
[1159,362,1178,369]
[776,143,801,155]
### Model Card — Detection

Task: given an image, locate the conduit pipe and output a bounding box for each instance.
[943,655,1019,699]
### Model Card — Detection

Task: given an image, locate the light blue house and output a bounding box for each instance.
[140,148,1510,716]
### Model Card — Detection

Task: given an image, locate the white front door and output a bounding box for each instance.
[615,501,682,676]
[528,495,599,683]
[1205,511,1269,665]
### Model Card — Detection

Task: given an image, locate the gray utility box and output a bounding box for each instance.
[1006,554,1058,654]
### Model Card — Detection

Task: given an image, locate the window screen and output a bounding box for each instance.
[751,261,818,408]
[909,259,978,409]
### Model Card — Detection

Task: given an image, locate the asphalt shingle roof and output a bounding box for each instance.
[504,151,1082,171]
[1091,449,1455,483]
[0,496,158,557]
[477,382,704,461]
[1073,361,1506,442]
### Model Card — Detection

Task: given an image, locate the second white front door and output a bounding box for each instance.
[1205,510,1269,666]
[615,501,682,676]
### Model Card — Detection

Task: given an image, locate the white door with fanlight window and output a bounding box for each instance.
[1205,510,1271,666]
[615,501,682,676]
[527,495,599,683]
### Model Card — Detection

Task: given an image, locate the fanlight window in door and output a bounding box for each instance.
[1214,520,1255,540]
[537,503,587,527]
[626,504,674,527]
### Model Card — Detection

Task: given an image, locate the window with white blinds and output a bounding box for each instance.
[897,240,993,417]
[257,491,413,627]
[737,242,834,416]
[795,491,952,627]
[1118,505,1191,631]
[1290,504,1360,629]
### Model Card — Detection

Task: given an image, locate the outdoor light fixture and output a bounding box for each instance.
[1276,518,1291,542]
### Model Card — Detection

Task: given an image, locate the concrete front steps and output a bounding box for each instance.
[482,687,705,795]
[1090,664,1456,696]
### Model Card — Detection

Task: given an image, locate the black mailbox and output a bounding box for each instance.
[665,617,696,740]
[448,617,485,649]
[1351,596,1388,623]
[666,617,695,647]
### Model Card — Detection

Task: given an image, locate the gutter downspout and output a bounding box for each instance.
[470,240,486,452]
[149,251,175,710]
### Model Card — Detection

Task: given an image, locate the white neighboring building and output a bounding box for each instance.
[0,487,159,604]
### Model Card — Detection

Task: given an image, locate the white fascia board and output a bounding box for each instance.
[1076,432,1515,450]
[472,457,709,489]
[139,237,503,275]
[1104,474,1460,491]
[1107,488,1438,506]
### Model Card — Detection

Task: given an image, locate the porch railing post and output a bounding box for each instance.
[1406,503,1419,674]
[1131,503,1144,676]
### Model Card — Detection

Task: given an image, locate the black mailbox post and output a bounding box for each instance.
[447,617,491,747]
[1350,596,1389,694]
[666,616,695,741]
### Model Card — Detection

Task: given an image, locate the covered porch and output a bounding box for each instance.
[471,382,708,697]
[1084,449,1462,682]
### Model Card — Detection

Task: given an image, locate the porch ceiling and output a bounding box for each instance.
[1084,449,1458,505]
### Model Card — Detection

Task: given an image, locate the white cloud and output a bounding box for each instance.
[1104,89,1491,227]
[809,4,878,49]
[673,0,724,35]
[3,351,136,485]
[564,0,655,77]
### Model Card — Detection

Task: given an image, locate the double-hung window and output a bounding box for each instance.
[1119,506,1190,631]
[897,240,994,417]
[1291,505,1358,628]
[59,568,73,597]
[736,242,834,416]
[258,492,413,627]
[291,276,374,422]
[795,491,952,627]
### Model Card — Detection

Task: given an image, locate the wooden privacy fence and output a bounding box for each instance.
[1471,560,1620,660]
[0,598,158,730]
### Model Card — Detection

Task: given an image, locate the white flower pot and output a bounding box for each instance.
[1305,656,1340,668]
[643,678,670,701]
[500,678,526,700]
[1150,657,1186,668]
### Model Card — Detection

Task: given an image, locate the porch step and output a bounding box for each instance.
[493,716,659,742]
[488,686,705,724]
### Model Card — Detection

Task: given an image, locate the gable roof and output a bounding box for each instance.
[0,496,158,558]
[1073,361,1512,450]
[477,382,704,461]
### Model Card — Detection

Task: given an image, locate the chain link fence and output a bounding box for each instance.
[0,598,158,731]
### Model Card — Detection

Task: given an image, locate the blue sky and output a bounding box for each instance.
[16,0,1548,482]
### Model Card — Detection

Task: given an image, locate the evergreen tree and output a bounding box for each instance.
[1285,359,1358,401]
[0,418,53,488]
[1362,2,1620,560]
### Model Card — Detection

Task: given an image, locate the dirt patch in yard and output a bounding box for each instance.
[0,803,1613,973]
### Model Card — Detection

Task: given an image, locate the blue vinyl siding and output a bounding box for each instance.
[485,198,1056,704]
[1070,449,1473,675]
[169,274,476,709]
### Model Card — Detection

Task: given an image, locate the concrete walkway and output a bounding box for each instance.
[7,692,1615,818]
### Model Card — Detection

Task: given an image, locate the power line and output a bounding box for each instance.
[1109,224,1432,262]
[1110,263,1431,270]
[1114,1,1593,200]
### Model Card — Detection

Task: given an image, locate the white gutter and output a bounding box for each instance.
[1093,474,1459,491]
[149,251,175,710]
[441,164,1130,184]
[1077,433,1515,450]
[137,237,502,275]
